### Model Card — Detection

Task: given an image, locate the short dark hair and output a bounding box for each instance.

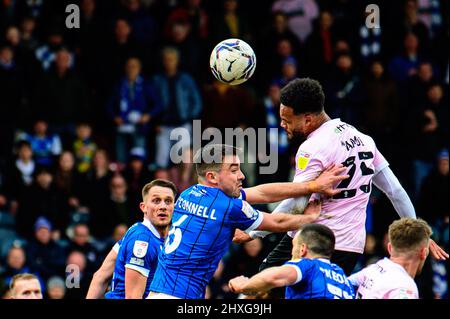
[280,78,325,115]
[298,223,335,258]
[142,179,178,200]
[193,144,240,177]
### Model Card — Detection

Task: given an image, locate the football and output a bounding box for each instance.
[209,38,256,85]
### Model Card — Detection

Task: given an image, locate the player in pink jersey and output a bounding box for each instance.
[234,78,447,292]
[348,218,432,299]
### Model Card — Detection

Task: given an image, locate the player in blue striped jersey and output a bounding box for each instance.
[149,144,348,299]
[86,179,177,299]
[229,223,355,299]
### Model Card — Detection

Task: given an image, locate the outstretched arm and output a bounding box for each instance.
[228,266,298,295]
[373,166,448,260]
[244,165,348,204]
[86,249,117,299]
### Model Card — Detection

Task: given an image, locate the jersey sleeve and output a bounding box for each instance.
[383,287,419,299]
[112,239,123,253]
[373,146,389,174]
[228,199,263,233]
[347,269,365,288]
[284,259,314,285]
[293,143,326,183]
[123,233,154,278]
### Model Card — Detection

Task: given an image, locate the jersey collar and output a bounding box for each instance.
[307,118,342,140]
[142,218,161,238]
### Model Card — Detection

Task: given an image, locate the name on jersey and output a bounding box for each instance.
[177,198,217,220]
[319,267,351,287]
[340,136,365,151]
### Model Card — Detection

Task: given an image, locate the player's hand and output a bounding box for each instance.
[233,229,253,244]
[303,200,321,222]
[429,239,449,260]
[228,276,249,294]
[309,164,349,196]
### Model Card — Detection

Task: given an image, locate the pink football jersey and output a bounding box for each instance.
[348,258,419,299]
[291,119,389,253]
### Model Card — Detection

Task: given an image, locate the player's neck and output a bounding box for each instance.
[390,256,419,278]
[315,112,331,128]
[156,225,170,239]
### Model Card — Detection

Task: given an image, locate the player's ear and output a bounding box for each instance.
[205,171,218,184]
[139,202,146,213]
[387,242,392,255]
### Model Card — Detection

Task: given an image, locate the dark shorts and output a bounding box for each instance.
[259,233,361,298]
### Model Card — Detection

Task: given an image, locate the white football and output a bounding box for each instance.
[209,38,256,85]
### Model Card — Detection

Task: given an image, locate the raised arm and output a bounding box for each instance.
[255,200,321,233]
[86,249,117,299]
[228,265,298,295]
[244,164,348,204]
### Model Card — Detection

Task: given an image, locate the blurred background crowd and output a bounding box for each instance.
[0,0,448,299]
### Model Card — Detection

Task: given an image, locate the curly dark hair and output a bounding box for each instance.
[280,78,325,115]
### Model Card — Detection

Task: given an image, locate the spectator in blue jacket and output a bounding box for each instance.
[108,57,162,164]
[151,46,202,190]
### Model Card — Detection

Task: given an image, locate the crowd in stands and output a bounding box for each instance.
[0,0,448,298]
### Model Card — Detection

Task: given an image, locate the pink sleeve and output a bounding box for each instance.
[373,147,389,174]
[383,288,418,299]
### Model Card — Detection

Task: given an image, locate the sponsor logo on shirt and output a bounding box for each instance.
[297,151,311,170]
[130,257,145,267]
[241,201,257,219]
[133,240,149,258]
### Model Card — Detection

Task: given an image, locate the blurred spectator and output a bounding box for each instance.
[388,32,423,84]
[73,122,97,174]
[6,141,35,200]
[16,119,62,168]
[163,15,203,79]
[212,0,252,43]
[102,19,141,89]
[304,10,337,80]
[66,223,100,274]
[272,0,319,43]
[165,0,209,42]
[7,273,43,299]
[0,45,26,159]
[46,276,66,299]
[33,48,90,145]
[19,16,39,51]
[405,61,437,110]
[362,60,400,151]
[202,79,255,130]
[82,149,114,209]
[418,149,449,226]
[123,147,153,207]
[324,53,365,125]
[25,217,66,281]
[120,0,158,47]
[108,57,161,164]
[34,29,72,72]
[152,47,201,188]
[409,108,445,199]
[272,56,298,88]
[64,251,90,299]
[54,151,85,228]
[14,168,59,238]
[256,83,290,184]
[0,245,42,290]
[90,175,134,239]
[424,83,448,137]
